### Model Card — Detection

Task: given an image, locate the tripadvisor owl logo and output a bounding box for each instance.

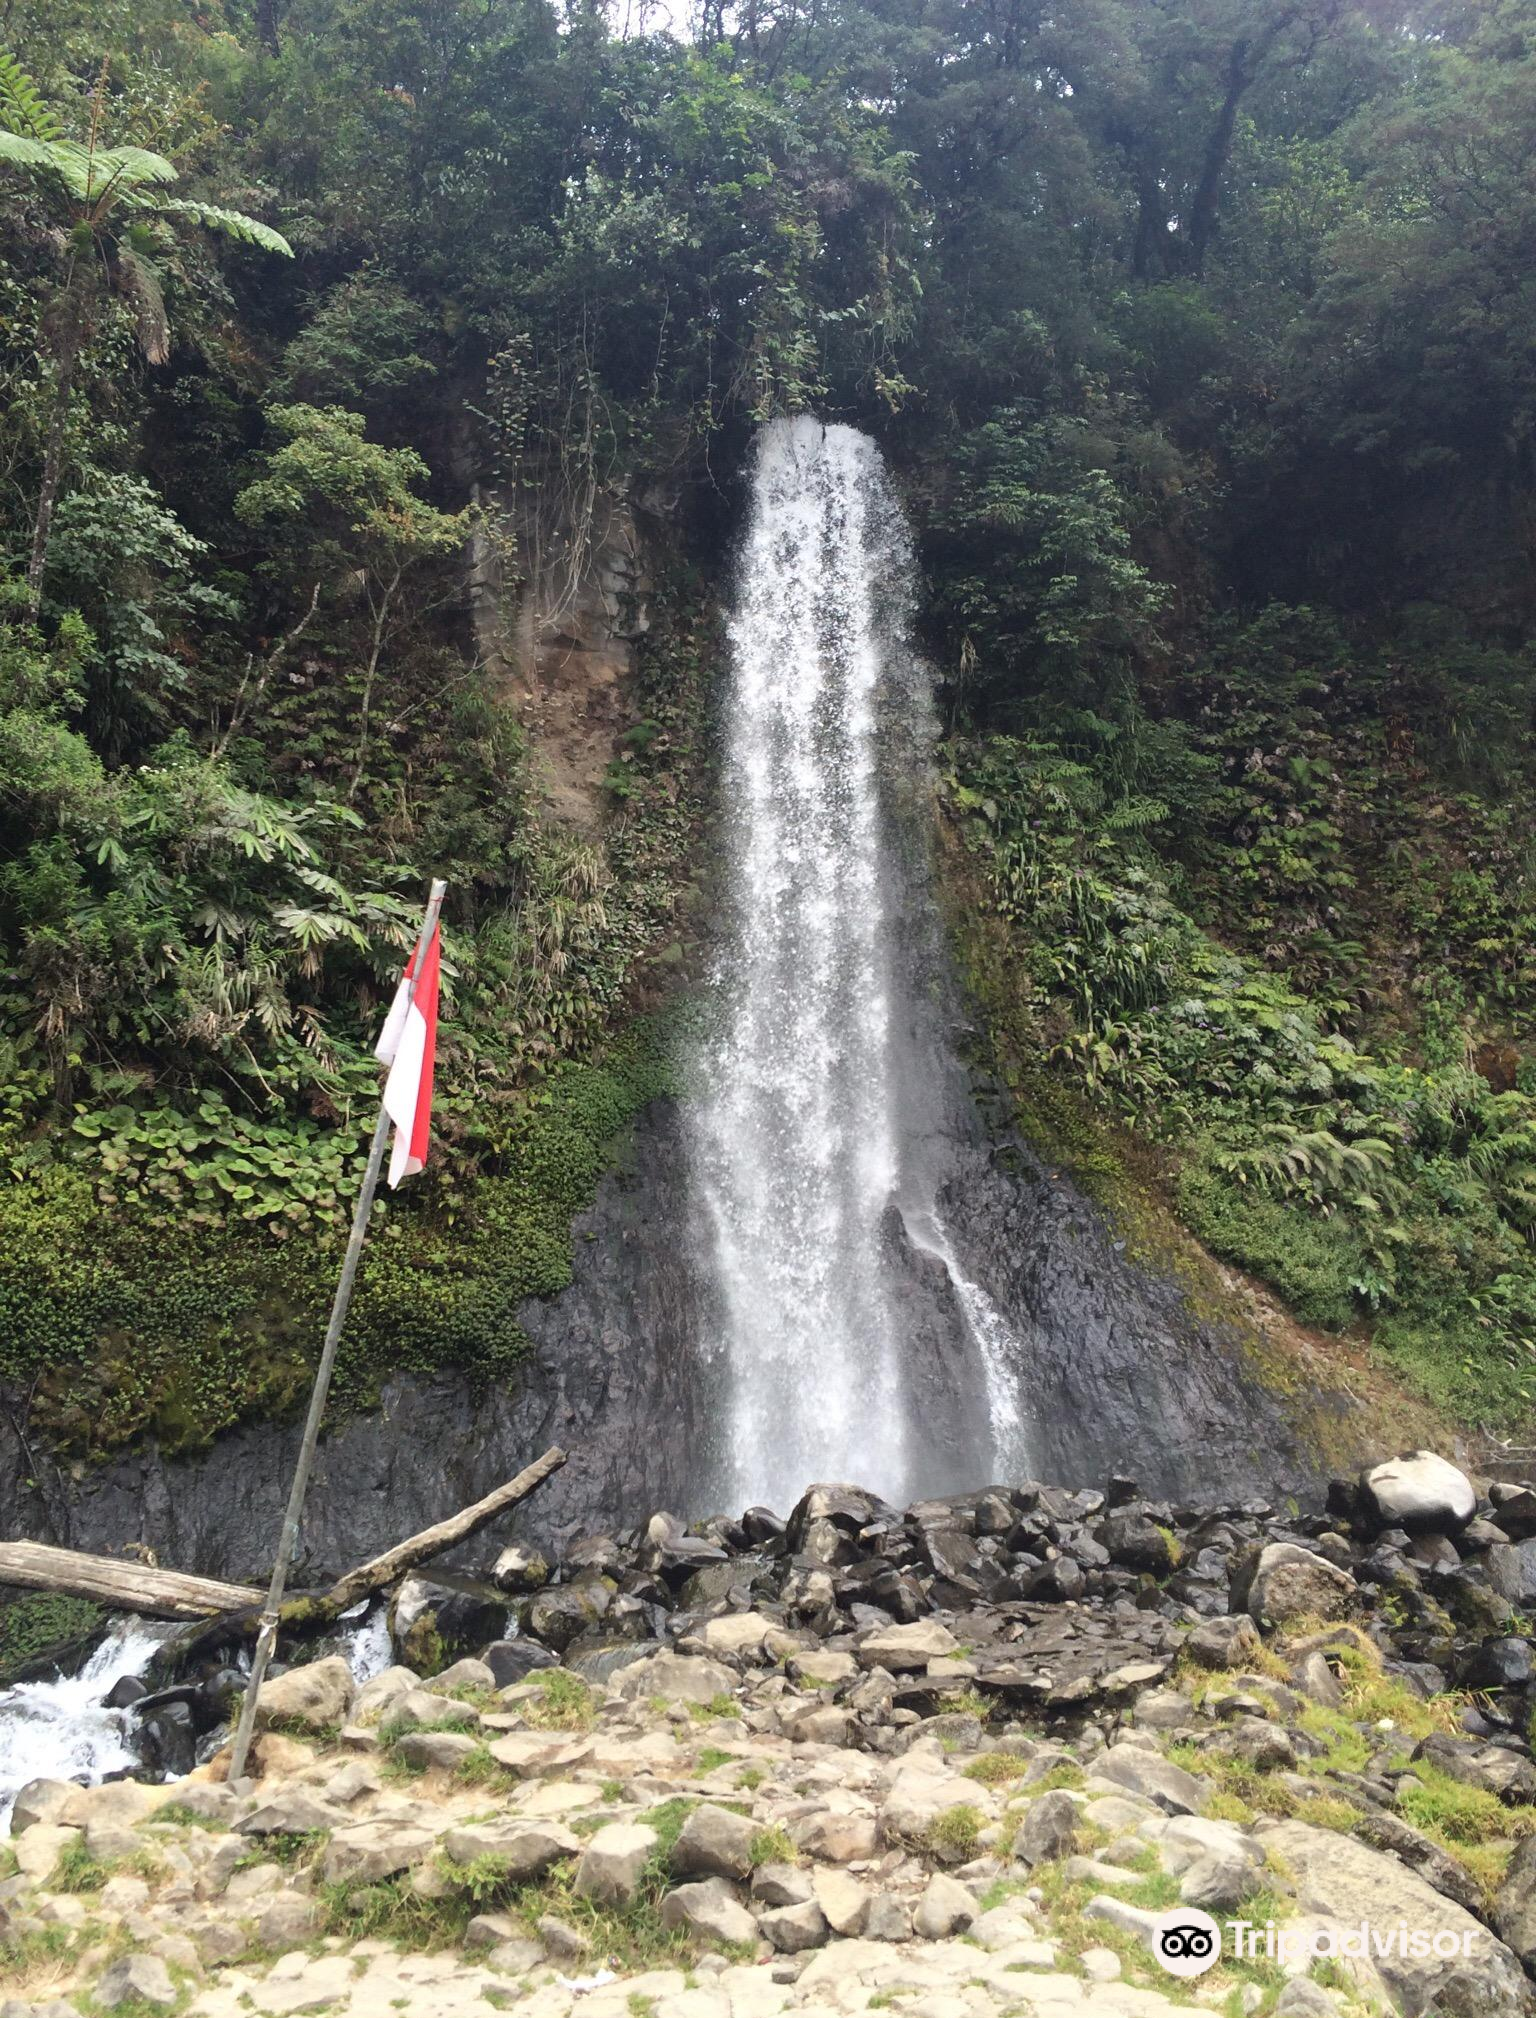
[1151,1907,1222,1978]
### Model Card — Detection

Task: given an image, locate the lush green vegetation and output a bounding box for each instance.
[2,0,1535,1445]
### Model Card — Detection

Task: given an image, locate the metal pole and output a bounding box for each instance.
[227,877,446,1781]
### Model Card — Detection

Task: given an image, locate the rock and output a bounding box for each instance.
[1415,1731,1536,1804]
[523,1580,612,1653]
[880,1759,987,1847]
[483,1638,558,1686]
[673,1803,759,1882]
[1245,1544,1356,1626]
[700,1613,774,1658]
[254,1655,356,1732]
[394,1728,481,1772]
[791,1808,879,1862]
[863,1893,913,1942]
[238,1790,342,1835]
[1210,1719,1298,1771]
[1133,1687,1194,1731]
[432,1656,495,1692]
[752,1864,813,1908]
[1179,1849,1253,1911]
[1273,1985,1342,2017]
[323,1820,437,1885]
[1015,1790,1079,1866]
[1363,1452,1477,1532]
[913,1872,977,1938]
[1080,1947,1122,1983]
[791,1650,857,1686]
[1186,1615,1265,1669]
[1486,1542,1536,1607]
[811,1867,871,1935]
[1092,1741,1209,1814]
[1259,1818,1528,2015]
[660,1877,757,1946]
[9,1780,75,1833]
[1457,1635,1535,1689]
[857,1620,959,1669]
[95,1954,177,2010]
[257,1894,324,1946]
[1355,1811,1484,1917]
[14,1824,77,1882]
[1495,1833,1536,1971]
[1292,1650,1344,1708]
[537,1914,592,1959]
[352,1665,417,1720]
[575,1822,660,1904]
[756,1900,827,1951]
[492,1544,550,1592]
[609,1651,737,1704]
[440,1819,580,1878]
[1095,1511,1180,1574]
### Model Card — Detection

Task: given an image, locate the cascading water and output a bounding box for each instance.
[689,417,1032,1513]
[0,1619,172,1832]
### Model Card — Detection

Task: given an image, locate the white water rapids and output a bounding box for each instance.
[689,418,1031,1512]
[0,1601,393,1833]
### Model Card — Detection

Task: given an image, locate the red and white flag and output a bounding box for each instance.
[374,924,441,1187]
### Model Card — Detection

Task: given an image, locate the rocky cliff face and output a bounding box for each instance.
[0,1062,1370,1583]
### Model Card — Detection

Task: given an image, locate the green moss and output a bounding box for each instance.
[0,1591,103,1685]
[0,1022,679,1462]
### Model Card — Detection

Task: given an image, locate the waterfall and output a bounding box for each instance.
[688,417,1031,1512]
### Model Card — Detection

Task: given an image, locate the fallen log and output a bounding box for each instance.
[0,1542,262,1619]
[0,1445,566,1631]
[318,1443,567,1612]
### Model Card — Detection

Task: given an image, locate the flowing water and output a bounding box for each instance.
[0,1604,394,1831]
[0,1619,172,1832]
[689,418,1032,1512]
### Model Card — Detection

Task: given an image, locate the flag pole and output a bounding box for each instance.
[228,876,447,1782]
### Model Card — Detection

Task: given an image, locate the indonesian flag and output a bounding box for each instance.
[373,924,441,1187]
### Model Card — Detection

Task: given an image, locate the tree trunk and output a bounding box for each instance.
[26,284,88,619]
[1187,39,1252,275]
[0,1542,263,1618]
[320,1445,567,1612]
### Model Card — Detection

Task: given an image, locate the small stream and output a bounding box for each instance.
[0,1601,394,1833]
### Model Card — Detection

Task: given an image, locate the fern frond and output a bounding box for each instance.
[0,128,60,171]
[0,49,62,143]
[89,144,178,197]
[150,197,292,256]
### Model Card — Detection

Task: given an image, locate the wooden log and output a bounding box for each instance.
[0,1542,263,1619]
[320,1444,567,1611]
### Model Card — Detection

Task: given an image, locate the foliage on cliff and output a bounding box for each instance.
[1,0,1535,1438]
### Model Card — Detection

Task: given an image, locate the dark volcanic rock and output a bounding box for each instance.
[0,1067,1392,1584]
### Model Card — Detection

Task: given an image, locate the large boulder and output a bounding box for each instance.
[659,1877,756,1946]
[856,1620,958,1670]
[323,1821,438,1885]
[253,1654,356,1732]
[1259,1819,1529,2016]
[672,1803,759,1882]
[608,1650,736,1704]
[1243,1544,1356,1626]
[1091,1742,1209,1815]
[1362,1453,1477,1533]
[574,1823,659,1905]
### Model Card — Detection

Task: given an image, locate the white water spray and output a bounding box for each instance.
[0,1619,171,1832]
[690,418,1032,1512]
